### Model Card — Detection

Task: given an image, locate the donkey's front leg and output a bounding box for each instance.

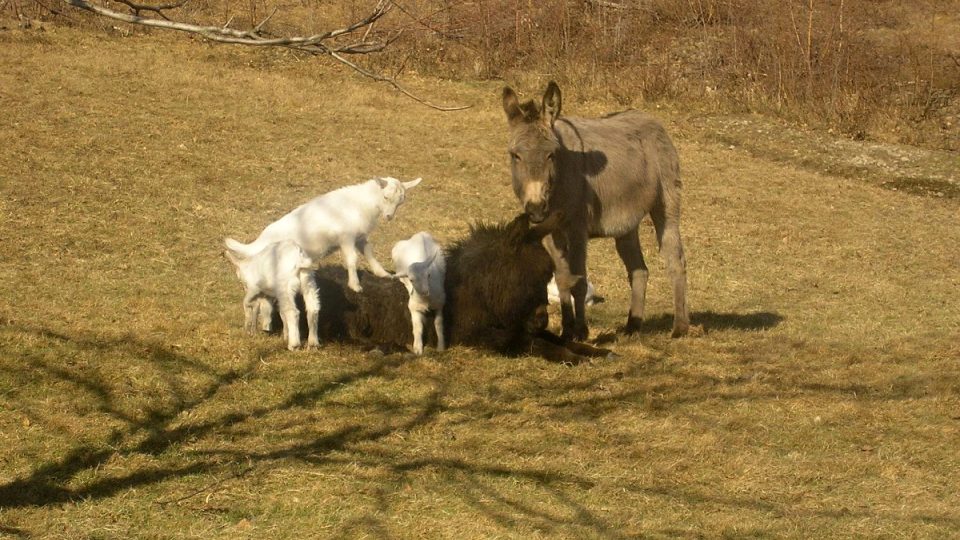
[544,233,589,342]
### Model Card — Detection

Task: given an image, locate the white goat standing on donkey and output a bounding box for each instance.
[224,240,320,350]
[226,176,422,292]
[224,176,422,349]
[391,232,446,355]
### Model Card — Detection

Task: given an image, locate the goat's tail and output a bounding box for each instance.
[223,237,262,260]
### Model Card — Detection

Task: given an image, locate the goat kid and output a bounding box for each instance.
[225,240,320,351]
[225,177,422,293]
[547,275,600,306]
[391,232,446,355]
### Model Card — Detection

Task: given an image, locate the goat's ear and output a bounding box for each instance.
[403,177,422,190]
[375,177,389,189]
[542,81,562,126]
[503,86,524,125]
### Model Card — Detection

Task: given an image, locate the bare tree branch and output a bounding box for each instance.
[113,0,188,20]
[62,0,471,111]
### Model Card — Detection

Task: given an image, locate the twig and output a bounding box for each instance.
[62,0,472,111]
[112,0,189,20]
[154,465,253,506]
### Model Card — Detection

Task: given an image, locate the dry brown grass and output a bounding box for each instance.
[1,24,959,538]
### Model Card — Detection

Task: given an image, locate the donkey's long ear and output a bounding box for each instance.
[503,87,524,125]
[542,81,562,126]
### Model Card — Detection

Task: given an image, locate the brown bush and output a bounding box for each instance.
[7,0,959,149]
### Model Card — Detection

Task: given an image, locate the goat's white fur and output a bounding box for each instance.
[225,240,320,351]
[391,232,446,355]
[547,275,598,306]
[225,177,422,293]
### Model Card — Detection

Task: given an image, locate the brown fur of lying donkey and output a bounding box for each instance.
[310,213,613,364]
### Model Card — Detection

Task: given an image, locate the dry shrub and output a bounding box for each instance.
[6,0,958,149]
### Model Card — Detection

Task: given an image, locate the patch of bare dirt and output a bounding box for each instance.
[683,114,960,199]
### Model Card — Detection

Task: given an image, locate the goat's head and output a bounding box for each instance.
[376,176,422,221]
[502,82,562,224]
[395,249,439,299]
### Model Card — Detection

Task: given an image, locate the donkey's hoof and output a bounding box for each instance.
[562,326,589,343]
[670,321,690,338]
[623,316,644,335]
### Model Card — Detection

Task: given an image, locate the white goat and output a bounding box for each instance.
[391,232,446,355]
[224,240,320,351]
[547,275,600,306]
[225,177,422,293]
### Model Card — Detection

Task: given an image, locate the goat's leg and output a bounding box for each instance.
[340,241,364,292]
[356,236,391,278]
[410,308,425,355]
[277,292,302,350]
[615,227,649,335]
[300,270,321,349]
[242,292,260,334]
[651,203,690,338]
[258,297,275,332]
[434,311,446,352]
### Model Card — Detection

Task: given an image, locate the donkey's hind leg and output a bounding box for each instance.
[615,227,649,334]
[650,205,690,337]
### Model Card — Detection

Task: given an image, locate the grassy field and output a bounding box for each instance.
[1,24,959,539]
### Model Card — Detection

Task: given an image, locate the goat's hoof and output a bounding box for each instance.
[306,341,321,350]
[287,343,302,351]
[349,284,363,293]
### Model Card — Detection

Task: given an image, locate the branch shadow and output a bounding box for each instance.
[3,316,955,536]
[638,310,783,334]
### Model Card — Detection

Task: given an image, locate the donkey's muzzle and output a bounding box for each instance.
[525,201,548,223]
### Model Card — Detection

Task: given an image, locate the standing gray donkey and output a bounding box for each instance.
[502,82,689,339]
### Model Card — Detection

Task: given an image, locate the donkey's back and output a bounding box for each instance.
[554,111,681,239]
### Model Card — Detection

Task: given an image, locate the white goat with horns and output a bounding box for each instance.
[225,176,422,294]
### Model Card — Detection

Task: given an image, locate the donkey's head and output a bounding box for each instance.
[502,81,562,224]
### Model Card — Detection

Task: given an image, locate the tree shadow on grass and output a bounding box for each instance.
[642,310,784,333]
[2,318,956,536]
[0,322,415,509]
[593,310,784,344]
